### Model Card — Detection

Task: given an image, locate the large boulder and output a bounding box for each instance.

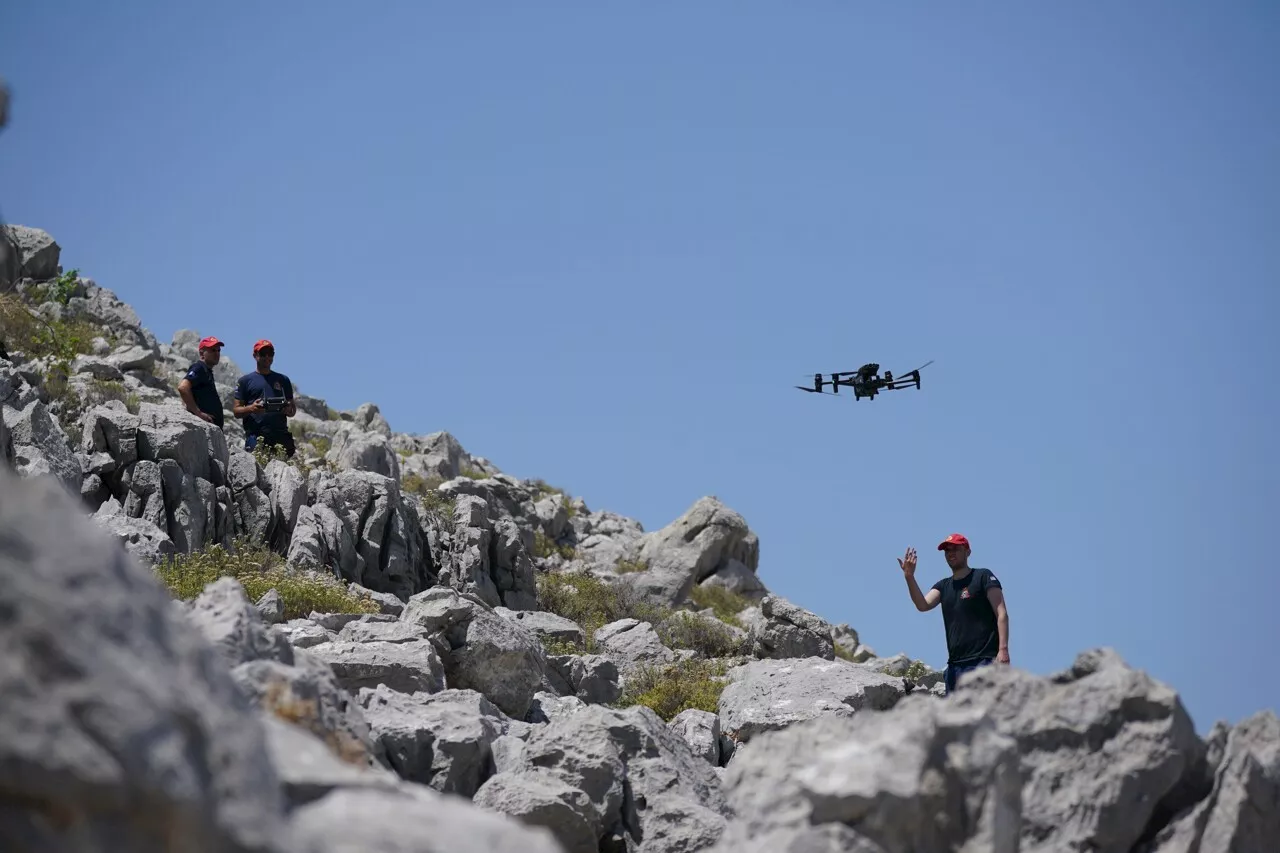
[717,656,907,745]
[1,224,61,281]
[0,464,292,852]
[949,649,1210,853]
[290,785,568,853]
[623,496,762,608]
[707,695,1023,852]
[400,586,554,719]
[1143,709,1280,852]
[3,396,82,493]
[750,594,835,661]
[474,704,730,853]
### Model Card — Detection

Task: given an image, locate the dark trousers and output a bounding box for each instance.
[944,657,995,695]
[245,429,295,458]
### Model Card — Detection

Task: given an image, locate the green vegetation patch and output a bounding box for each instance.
[688,583,750,629]
[654,611,751,659]
[616,658,731,722]
[155,537,379,620]
[535,571,667,652]
[534,530,576,560]
[0,290,104,371]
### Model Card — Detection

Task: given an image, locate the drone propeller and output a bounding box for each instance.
[793,385,842,396]
[896,359,934,375]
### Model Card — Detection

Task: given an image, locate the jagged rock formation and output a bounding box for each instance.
[2,224,1277,852]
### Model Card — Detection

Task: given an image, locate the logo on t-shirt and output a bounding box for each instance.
[960,587,971,599]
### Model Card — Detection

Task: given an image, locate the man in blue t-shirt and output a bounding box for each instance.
[232,338,297,457]
[897,533,1010,694]
[177,335,226,427]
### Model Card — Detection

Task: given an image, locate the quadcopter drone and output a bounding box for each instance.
[795,360,934,401]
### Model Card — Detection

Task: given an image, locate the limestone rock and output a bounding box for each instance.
[623,496,761,608]
[0,465,291,853]
[717,656,907,744]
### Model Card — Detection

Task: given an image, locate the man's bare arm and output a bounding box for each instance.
[232,397,262,418]
[906,575,941,612]
[987,586,1009,659]
[898,547,940,612]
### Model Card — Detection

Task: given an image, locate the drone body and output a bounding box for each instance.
[795,360,934,401]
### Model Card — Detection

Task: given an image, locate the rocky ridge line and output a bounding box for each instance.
[2,223,1275,852]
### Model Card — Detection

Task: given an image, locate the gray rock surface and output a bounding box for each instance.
[717,656,907,743]
[0,465,291,853]
[709,696,1022,853]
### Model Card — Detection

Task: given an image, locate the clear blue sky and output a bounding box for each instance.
[3,2,1276,733]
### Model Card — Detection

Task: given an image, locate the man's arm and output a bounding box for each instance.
[232,397,264,417]
[283,376,296,417]
[231,378,262,418]
[898,547,941,611]
[906,576,942,612]
[987,586,1010,662]
[178,368,213,423]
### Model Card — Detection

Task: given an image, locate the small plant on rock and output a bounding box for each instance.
[536,571,668,652]
[533,530,576,561]
[154,537,379,620]
[0,291,100,376]
[904,659,933,680]
[655,611,751,659]
[613,556,648,574]
[616,658,730,721]
[688,583,750,629]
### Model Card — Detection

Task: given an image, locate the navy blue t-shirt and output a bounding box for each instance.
[931,567,1003,666]
[234,370,294,435]
[184,361,224,427]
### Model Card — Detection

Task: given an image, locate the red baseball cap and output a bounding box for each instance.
[198,336,224,350]
[938,533,970,550]
[252,339,275,354]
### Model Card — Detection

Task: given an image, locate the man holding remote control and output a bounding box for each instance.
[232,338,297,457]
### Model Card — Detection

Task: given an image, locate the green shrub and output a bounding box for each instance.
[540,637,582,657]
[533,530,576,560]
[52,377,141,430]
[613,557,648,574]
[0,291,102,371]
[616,658,730,721]
[655,611,751,659]
[154,537,379,619]
[833,643,875,664]
[688,583,750,628]
[36,269,82,306]
[904,659,933,680]
[536,571,668,652]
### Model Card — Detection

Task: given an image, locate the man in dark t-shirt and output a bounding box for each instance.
[178,336,226,427]
[897,533,1010,694]
[232,338,297,457]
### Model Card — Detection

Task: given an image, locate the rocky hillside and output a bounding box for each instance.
[1,223,1275,852]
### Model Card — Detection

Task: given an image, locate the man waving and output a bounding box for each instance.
[898,533,1009,694]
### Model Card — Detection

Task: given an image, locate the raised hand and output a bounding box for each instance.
[897,547,917,577]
